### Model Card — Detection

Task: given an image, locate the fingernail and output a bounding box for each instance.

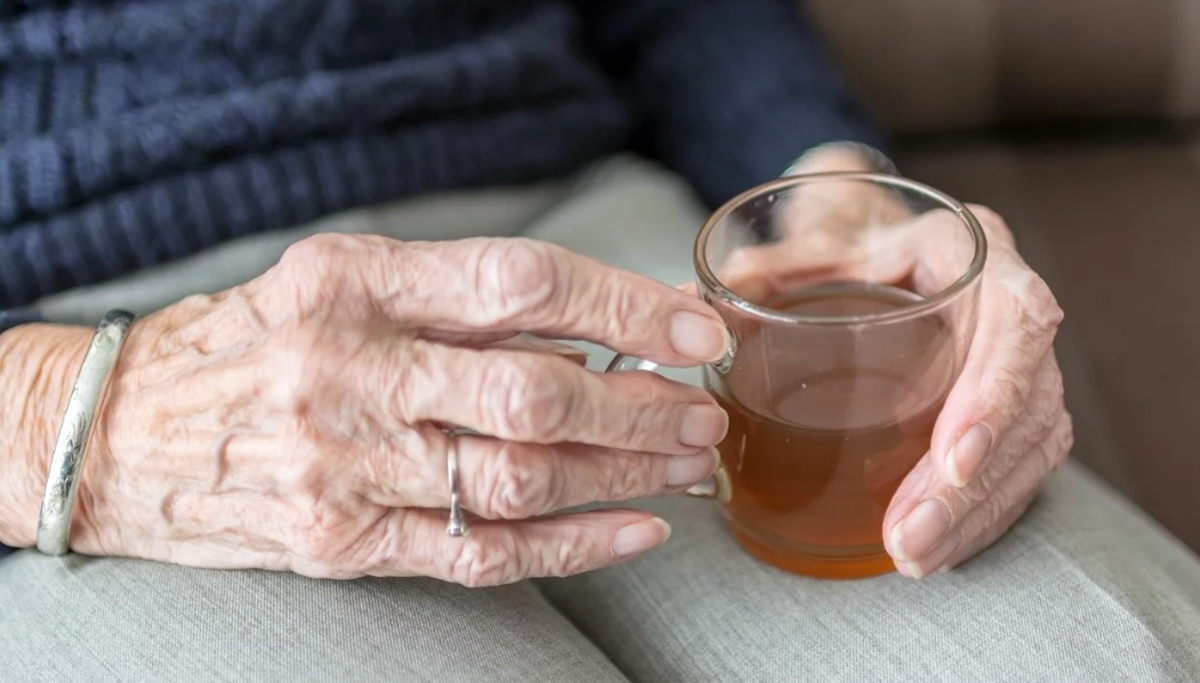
[669,311,730,363]
[679,405,728,447]
[947,424,994,488]
[667,447,720,487]
[902,531,961,580]
[612,518,672,558]
[890,498,952,563]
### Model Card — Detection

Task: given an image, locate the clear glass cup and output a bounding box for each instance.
[609,172,986,579]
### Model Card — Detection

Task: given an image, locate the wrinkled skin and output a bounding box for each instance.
[883,206,1072,578]
[51,236,736,586]
[9,150,1069,585]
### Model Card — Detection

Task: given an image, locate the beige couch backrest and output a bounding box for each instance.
[807,0,1200,133]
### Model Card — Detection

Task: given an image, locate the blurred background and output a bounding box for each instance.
[809,0,1200,552]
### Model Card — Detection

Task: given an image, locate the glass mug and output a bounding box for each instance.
[608,172,986,579]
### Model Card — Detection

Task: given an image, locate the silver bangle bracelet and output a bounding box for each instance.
[36,310,135,556]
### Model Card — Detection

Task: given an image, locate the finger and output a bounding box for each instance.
[275,234,730,366]
[775,175,913,241]
[717,242,846,304]
[367,508,671,585]
[885,403,1072,571]
[895,414,1071,578]
[374,339,728,454]
[900,210,981,296]
[929,230,1064,489]
[887,355,1064,526]
[711,172,916,303]
[938,413,1073,572]
[359,430,718,520]
[713,221,920,306]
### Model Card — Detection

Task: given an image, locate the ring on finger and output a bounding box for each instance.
[445,434,468,537]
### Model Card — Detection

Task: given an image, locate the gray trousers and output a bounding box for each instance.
[4,157,1200,682]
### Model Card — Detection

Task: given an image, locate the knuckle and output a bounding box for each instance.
[986,363,1034,422]
[1020,357,1068,439]
[372,337,425,423]
[609,453,654,500]
[610,372,697,448]
[360,514,410,571]
[1010,272,1064,337]
[483,443,557,519]
[451,535,526,587]
[279,233,349,269]
[275,234,358,309]
[289,501,349,564]
[397,428,445,491]
[549,528,597,578]
[472,238,563,325]
[974,497,1009,536]
[1031,391,1064,437]
[963,478,1013,530]
[360,431,418,498]
[482,355,577,441]
[599,278,644,346]
[955,469,998,507]
[966,204,1016,247]
[1047,415,1075,470]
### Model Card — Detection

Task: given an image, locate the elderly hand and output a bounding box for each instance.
[878,205,1075,578]
[722,146,1073,579]
[59,235,731,586]
[881,205,1072,578]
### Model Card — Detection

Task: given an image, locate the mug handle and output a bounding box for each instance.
[605,353,732,502]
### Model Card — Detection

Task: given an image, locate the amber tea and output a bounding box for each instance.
[707,282,953,579]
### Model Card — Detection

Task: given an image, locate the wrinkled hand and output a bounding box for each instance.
[70,235,732,586]
[723,147,1072,578]
[883,206,1072,578]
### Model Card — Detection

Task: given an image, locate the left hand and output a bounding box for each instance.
[882,204,1072,578]
[722,146,1073,578]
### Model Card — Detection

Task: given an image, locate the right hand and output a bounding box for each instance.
[67,235,731,586]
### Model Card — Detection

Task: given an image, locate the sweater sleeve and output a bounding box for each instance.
[573,0,886,207]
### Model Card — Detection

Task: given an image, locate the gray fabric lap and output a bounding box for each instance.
[536,465,1200,682]
[0,553,629,683]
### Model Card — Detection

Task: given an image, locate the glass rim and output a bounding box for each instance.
[693,171,988,326]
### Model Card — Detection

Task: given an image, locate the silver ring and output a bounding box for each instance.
[445,436,468,537]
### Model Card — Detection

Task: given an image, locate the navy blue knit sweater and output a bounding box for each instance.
[0,0,880,313]
[0,0,883,560]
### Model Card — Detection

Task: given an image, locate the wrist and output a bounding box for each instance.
[0,324,92,547]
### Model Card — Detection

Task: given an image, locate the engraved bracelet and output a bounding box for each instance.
[36,310,135,556]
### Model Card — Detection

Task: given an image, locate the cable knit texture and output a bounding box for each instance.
[0,0,879,309]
